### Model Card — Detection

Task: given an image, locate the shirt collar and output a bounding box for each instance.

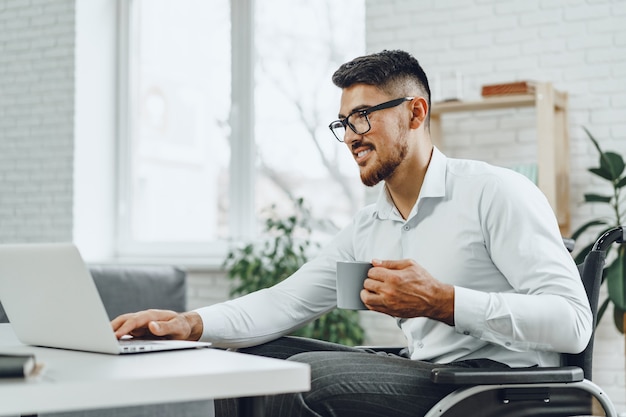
[373,146,447,220]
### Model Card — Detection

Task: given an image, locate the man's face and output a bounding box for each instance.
[338,84,410,187]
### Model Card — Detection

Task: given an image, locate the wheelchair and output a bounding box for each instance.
[421,226,624,417]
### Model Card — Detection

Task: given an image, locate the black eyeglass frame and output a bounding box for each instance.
[328,96,415,142]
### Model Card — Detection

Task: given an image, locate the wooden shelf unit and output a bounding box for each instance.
[429,82,570,234]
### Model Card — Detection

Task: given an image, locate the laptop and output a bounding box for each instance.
[0,242,212,354]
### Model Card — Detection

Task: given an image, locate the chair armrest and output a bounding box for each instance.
[430,366,584,385]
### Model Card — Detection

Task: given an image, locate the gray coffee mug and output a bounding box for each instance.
[336,261,372,310]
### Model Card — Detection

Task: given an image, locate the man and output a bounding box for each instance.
[112,50,592,416]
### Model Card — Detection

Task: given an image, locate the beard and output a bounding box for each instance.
[360,132,409,187]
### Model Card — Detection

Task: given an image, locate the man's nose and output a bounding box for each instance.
[343,127,360,146]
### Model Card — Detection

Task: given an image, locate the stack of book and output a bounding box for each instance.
[0,353,39,378]
[481,81,535,97]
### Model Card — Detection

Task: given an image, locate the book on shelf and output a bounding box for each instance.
[481,81,536,97]
[0,353,38,378]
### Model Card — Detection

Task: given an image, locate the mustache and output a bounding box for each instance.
[351,139,375,152]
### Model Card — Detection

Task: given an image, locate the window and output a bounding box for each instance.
[118,0,365,261]
[254,0,366,239]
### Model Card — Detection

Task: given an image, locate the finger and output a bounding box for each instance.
[112,309,177,339]
[371,258,414,270]
[111,313,133,331]
[112,313,147,338]
[113,315,151,339]
[148,320,165,336]
[363,277,382,292]
[360,288,384,311]
[360,289,374,308]
[147,316,185,339]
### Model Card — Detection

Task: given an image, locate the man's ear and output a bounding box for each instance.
[409,97,429,129]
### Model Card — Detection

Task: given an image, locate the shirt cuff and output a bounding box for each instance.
[454,286,489,338]
[193,305,227,343]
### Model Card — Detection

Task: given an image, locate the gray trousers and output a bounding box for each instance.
[214,336,509,417]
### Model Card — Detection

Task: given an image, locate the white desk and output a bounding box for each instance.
[0,324,310,417]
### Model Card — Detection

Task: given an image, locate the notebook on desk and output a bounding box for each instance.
[0,243,211,354]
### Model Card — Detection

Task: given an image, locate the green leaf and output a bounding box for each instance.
[603,152,626,180]
[583,193,612,203]
[584,127,625,180]
[583,126,602,154]
[588,167,614,181]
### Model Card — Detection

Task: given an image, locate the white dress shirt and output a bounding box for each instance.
[196,147,592,367]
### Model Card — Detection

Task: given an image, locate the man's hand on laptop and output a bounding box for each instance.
[111,309,203,341]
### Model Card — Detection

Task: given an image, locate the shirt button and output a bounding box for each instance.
[403,225,410,231]
[505,342,511,347]
[463,331,470,336]
[417,342,424,349]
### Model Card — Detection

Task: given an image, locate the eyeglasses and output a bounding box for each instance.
[328,97,414,142]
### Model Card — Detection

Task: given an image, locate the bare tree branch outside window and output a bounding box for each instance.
[255,0,366,238]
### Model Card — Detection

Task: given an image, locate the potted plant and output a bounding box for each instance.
[222,198,365,346]
[571,127,626,333]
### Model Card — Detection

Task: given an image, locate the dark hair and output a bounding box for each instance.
[332,50,431,124]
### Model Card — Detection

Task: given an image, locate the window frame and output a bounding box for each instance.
[115,0,256,263]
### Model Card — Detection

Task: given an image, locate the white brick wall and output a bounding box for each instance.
[0,0,75,243]
[366,0,626,411]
